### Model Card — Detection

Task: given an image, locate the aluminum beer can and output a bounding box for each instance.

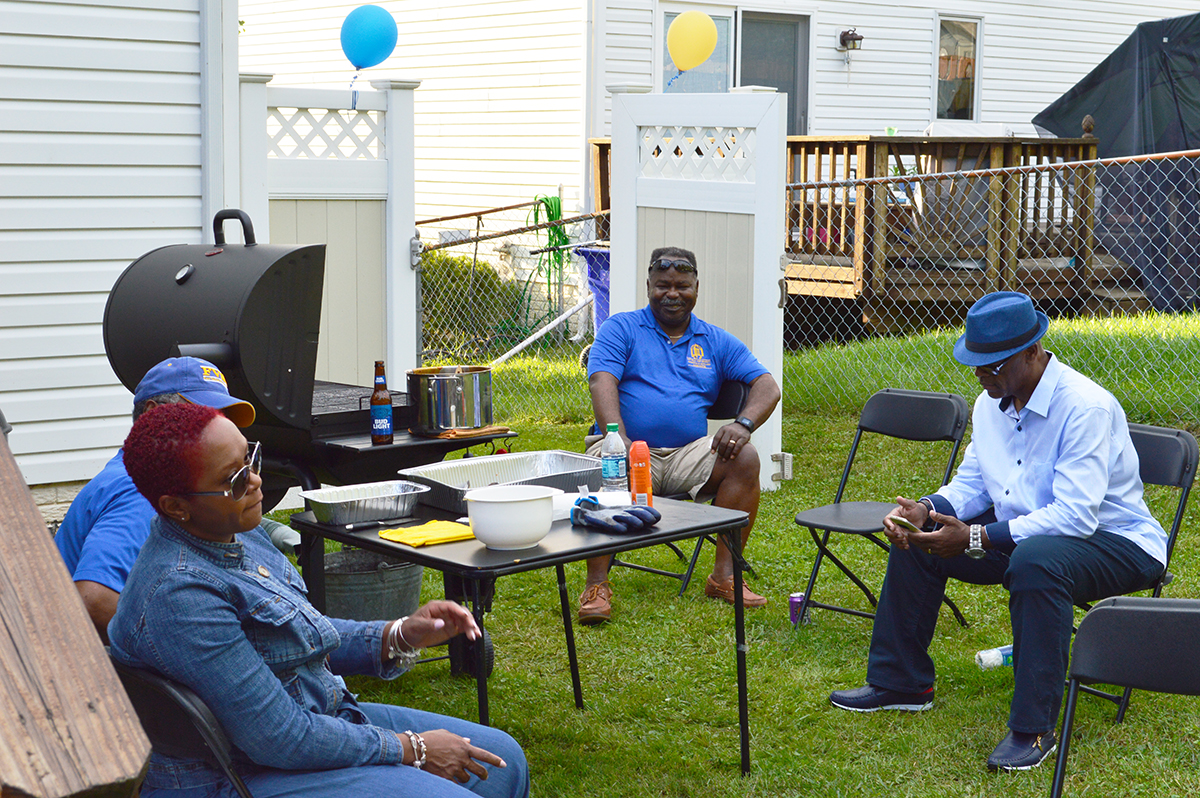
[789,592,807,625]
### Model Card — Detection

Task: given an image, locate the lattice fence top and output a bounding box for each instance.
[638,126,756,182]
[267,106,384,160]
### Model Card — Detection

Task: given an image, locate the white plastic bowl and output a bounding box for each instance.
[464,484,563,550]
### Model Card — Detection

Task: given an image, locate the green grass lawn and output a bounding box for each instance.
[278,317,1200,796]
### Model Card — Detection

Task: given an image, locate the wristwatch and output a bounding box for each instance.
[735,416,755,433]
[967,524,986,559]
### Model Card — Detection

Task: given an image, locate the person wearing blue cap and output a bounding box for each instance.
[55,356,297,642]
[830,292,1167,773]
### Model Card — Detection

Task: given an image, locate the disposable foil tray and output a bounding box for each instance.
[399,450,601,514]
[299,480,430,525]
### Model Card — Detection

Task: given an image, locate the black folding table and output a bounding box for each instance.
[289,497,754,775]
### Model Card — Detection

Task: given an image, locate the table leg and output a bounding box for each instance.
[724,528,751,776]
[297,532,326,614]
[470,579,490,726]
[556,564,584,710]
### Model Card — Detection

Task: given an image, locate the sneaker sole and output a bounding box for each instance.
[830,698,933,713]
[987,744,1057,773]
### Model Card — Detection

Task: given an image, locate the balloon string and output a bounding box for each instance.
[349,72,360,110]
[666,70,683,88]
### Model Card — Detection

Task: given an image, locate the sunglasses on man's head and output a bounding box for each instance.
[651,258,697,274]
[183,441,262,500]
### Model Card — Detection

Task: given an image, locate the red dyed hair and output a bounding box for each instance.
[123,403,220,512]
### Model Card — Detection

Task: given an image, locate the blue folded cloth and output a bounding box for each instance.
[570,496,662,534]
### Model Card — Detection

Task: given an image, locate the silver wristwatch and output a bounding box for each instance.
[967,524,986,559]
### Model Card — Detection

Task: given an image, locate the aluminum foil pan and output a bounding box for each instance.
[399,450,601,514]
[299,480,430,525]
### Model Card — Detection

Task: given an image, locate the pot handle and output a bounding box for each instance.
[213,209,257,247]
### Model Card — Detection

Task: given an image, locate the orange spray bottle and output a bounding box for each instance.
[629,440,653,506]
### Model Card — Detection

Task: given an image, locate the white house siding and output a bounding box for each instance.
[0,0,205,489]
[237,1,589,220]
[598,1,1198,139]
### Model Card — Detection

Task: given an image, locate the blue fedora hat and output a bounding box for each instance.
[953,292,1049,367]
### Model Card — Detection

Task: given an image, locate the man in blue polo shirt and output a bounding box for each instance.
[578,247,781,624]
[55,356,297,642]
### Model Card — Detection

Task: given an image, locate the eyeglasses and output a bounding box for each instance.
[977,355,1015,376]
[183,441,262,500]
[651,258,697,274]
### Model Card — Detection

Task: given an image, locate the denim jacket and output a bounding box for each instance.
[108,516,408,790]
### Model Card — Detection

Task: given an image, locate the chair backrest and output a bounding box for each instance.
[708,380,748,420]
[833,389,970,503]
[111,657,254,798]
[1128,423,1198,570]
[1070,596,1200,694]
[858,388,970,442]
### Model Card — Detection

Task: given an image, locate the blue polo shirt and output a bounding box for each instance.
[55,450,156,592]
[587,305,769,448]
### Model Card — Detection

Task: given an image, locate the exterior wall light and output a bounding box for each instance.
[838,28,864,64]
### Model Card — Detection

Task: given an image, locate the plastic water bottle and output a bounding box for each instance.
[600,423,628,492]
[975,643,1014,670]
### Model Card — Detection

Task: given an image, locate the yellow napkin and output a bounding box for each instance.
[379,520,475,547]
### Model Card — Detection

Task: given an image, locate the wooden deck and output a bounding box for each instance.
[589,130,1148,333]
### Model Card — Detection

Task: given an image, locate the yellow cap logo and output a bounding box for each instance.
[200,365,229,387]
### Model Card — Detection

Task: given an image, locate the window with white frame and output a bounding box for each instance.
[936,16,980,120]
[659,4,809,134]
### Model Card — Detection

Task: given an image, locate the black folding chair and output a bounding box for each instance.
[605,380,751,596]
[1073,422,1197,719]
[111,657,254,798]
[794,388,971,625]
[1050,596,1200,798]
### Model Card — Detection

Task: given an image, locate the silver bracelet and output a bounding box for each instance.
[387,617,418,664]
[402,729,427,769]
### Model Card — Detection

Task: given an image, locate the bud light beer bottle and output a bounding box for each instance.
[370,360,393,445]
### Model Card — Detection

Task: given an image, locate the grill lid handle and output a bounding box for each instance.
[213,209,257,247]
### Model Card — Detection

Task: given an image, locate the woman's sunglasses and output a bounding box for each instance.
[183,441,262,500]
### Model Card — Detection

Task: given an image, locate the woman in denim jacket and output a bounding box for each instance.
[108,403,529,798]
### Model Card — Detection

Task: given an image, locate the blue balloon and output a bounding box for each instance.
[340,5,398,70]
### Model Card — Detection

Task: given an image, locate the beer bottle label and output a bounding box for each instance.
[371,404,393,434]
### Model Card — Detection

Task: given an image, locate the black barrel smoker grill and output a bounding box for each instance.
[103,210,500,508]
[104,210,506,675]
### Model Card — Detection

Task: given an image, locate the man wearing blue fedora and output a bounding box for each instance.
[829,292,1167,772]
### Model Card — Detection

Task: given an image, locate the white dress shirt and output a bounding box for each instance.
[929,354,1166,564]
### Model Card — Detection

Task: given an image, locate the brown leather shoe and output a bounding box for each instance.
[578,580,613,625]
[704,574,768,607]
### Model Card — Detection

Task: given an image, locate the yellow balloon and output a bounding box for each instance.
[667,11,718,72]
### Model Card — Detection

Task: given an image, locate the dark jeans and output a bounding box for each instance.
[866,529,1163,733]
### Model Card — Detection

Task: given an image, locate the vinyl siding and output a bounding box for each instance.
[238,1,589,220]
[596,1,1197,137]
[0,0,204,486]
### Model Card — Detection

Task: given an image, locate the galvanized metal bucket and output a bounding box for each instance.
[323,548,423,621]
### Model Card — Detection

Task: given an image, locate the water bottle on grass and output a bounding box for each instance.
[975,643,1014,670]
[600,423,628,492]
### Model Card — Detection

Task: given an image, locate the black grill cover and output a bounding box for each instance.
[104,210,326,431]
[1033,13,1200,158]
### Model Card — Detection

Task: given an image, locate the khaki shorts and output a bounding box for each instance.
[584,435,718,503]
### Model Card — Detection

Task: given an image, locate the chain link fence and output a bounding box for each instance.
[785,147,1200,428]
[415,200,608,425]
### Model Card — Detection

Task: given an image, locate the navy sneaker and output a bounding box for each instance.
[986,730,1057,772]
[829,684,934,712]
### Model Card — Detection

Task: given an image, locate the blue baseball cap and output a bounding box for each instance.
[133,357,256,427]
[953,292,1049,367]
